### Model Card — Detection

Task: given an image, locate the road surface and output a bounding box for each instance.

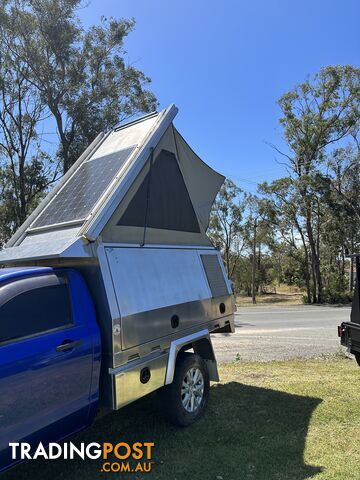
[212,305,351,363]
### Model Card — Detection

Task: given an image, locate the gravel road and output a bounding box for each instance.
[212,305,351,363]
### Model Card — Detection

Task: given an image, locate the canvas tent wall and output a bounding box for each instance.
[0,104,225,264]
[102,124,224,246]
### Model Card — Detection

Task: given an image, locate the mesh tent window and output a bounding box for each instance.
[117,150,200,233]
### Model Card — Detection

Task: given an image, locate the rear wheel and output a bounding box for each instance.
[354,352,360,367]
[159,352,210,426]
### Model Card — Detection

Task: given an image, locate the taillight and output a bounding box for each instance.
[338,325,345,338]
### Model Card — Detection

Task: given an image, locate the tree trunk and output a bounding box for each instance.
[303,251,311,304]
[294,217,311,303]
[18,153,27,226]
[310,253,317,303]
[349,255,354,293]
[225,246,230,276]
[51,104,71,174]
[257,243,261,293]
[252,220,257,305]
[341,248,345,291]
[306,212,322,303]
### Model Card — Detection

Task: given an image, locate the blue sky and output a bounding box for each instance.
[81,0,359,192]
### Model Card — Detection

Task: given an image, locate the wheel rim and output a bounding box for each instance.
[181,367,204,413]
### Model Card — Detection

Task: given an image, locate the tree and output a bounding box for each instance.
[0,0,157,247]
[0,0,157,172]
[243,194,273,304]
[0,29,54,244]
[274,65,360,302]
[208,179,246,278]
[260,178,313,303]
[324,146,360,296]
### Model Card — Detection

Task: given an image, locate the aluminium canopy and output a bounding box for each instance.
[0,104,225,264]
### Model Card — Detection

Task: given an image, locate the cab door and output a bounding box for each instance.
[0,272,95,469]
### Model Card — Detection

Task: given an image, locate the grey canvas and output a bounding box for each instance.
[117,149,201,233]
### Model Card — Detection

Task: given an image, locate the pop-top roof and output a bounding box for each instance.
[0,104,224,264]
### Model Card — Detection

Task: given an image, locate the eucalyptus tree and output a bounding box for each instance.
[260,178,313,303]
[0,0,157,172]
[274,65,360,302]
[0,0,157,246]
[324,146,360,294]
[0,29,53,244]
[208,179,246,278]
[242,194,274,303]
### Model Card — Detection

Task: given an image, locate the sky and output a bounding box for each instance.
[80,0,359,192]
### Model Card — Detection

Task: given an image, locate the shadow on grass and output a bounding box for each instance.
[3,383,322,480]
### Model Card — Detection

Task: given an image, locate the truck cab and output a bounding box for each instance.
[0,267,101,470]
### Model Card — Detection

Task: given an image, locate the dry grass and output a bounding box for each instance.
[236,291,304,307]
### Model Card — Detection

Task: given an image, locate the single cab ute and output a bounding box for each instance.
[0,105,235,472]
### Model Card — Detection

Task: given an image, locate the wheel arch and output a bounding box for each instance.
[165,329,219,384]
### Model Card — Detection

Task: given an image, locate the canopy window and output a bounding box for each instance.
[117,149,200,233]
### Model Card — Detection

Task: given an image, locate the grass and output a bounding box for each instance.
[236,284,305,307]
[236,292,304,306]
[4,356,360,480]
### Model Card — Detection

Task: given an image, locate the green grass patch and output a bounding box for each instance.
[5,357,360,480]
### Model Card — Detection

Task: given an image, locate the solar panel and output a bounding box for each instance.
[32,146,136,229]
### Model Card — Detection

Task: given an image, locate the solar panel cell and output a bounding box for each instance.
[31,146,136,229]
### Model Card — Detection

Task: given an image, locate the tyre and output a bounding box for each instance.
[355,352,360,367]
[158,352,210,426]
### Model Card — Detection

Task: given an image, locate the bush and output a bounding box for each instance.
[322,288,352,304]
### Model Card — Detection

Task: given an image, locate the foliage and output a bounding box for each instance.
[274,65,360,302]
[0,0,157,247]
[211,66,360,304]
[208,179,245,277]
[0,29,53,245]
[0,0,157,173]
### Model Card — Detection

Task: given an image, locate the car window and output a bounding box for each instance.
[0,284,73,344]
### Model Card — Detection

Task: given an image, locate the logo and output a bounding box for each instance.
[10,441,155,474]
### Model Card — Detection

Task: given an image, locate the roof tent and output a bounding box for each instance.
[0,105,224,264]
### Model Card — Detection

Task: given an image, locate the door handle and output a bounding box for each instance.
[56,340,82,352]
